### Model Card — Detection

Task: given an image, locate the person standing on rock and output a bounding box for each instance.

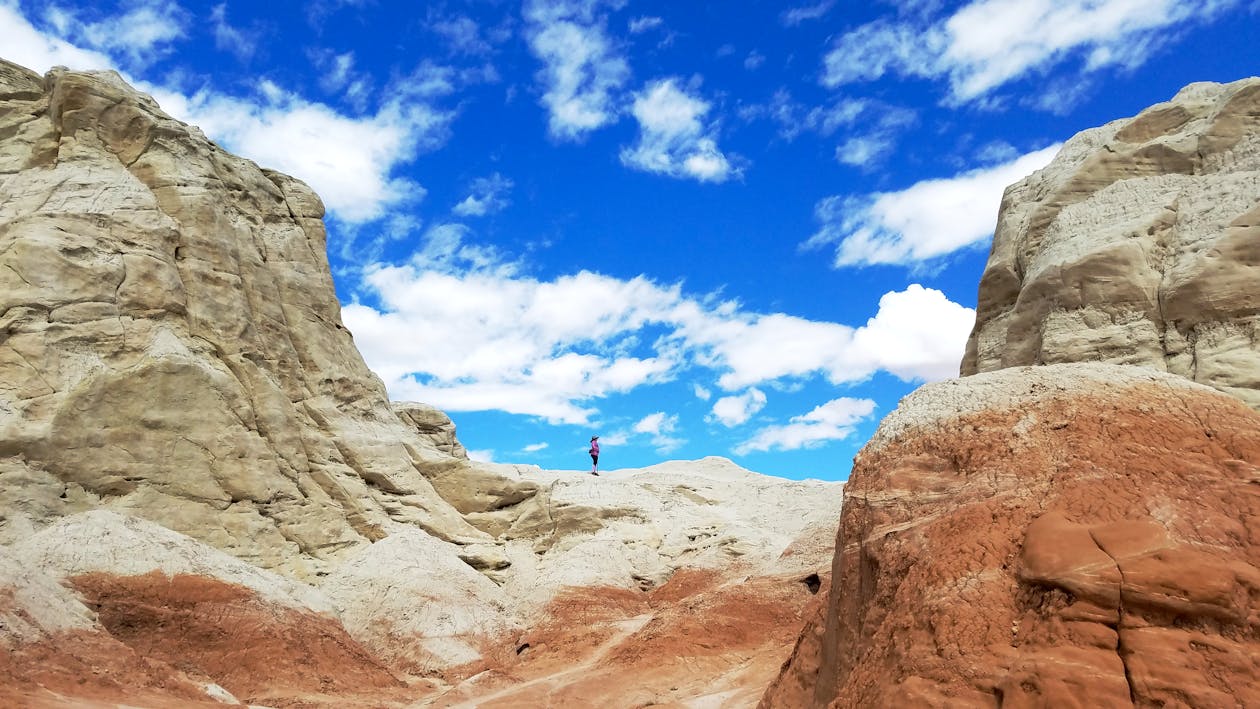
[589,436,600,476]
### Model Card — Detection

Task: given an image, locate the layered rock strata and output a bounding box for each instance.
[962,78,1260,410]
[763,364,1260,707]
[0,58,520,577]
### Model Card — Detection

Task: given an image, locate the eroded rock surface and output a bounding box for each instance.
[763,363,1260,708]
[0,58,846,707]
[0,59,500,577]
[962,78,1260,410]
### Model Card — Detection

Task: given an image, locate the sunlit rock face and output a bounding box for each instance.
[763,363,1260,708]
[962,78,1260,410]
[765,78,1260,709]
[0,58,505,578]
[0,58,848,707]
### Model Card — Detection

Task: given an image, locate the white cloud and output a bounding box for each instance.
[523,442,549,452]
[822,20,942,87]
[744,51,766,70]
[53,0,187,69]
[781,1,835,26]
[843,285,978,382]
[805,144,1060,266]
[149,83,450,223]
[628,16,663,33]
[633,412,672,435]
[633,412,684,453]
[210,3,258,61]
[0,3,114,72]
[453,173,514,217]
[524,0,629,140]
[693,383,712,401]
[735,398,876,454]
[467,449,496,462]
[836,135,895,167]
[1,3,449,226]
[343,243,685,423]
[711,388,767,427]
[431,15,493,56]
[344,224,975,423]
[621,79,737,183]
[748,91,914,158]
[821,0,1241,102]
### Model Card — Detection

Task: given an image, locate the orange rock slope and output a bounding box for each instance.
[763,364,1260,708]
[428,567,830,708]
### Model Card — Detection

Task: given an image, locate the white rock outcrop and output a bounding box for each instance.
[962,77,1260,409]
[0,59,501,577]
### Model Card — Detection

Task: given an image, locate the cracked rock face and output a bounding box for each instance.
[761,363,1260,708]
[0,59,496,578]
[962,78,1260,410]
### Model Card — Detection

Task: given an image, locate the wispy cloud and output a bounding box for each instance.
[781,1,835,26]
[453,173,514,217]
[44,0,187,70]
[309,49,374,109]
[805,145,1060,266]
[744,90,915,166]
[621,78,737,183]
[430,14,494,56]
[524,0,629,140]
[836,135,895,168]
[633,412,684,452]
[628,16,662,34]
[209,3,259,62]
[821,0,1241,102]
[735,398,876,454]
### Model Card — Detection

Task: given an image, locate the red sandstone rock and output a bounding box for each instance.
[763,364,1260,708]
[429,568,826,707]
[0,570,416,708]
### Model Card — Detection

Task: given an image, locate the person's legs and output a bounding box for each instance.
[590,454,598,474]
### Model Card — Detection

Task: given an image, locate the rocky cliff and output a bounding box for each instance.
[766,78,1260,708]
[962,78,1260,409]
[0,59,843,707]
[0,58,519,578]
[764,365,1260,707]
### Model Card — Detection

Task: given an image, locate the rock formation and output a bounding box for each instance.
[0,57,512,577]
[962,78,1260,410]
[767,77,1260,708]
[763,364,1260,707]
[0,58,844,707]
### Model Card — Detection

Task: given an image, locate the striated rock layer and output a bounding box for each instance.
[962,78,1260,409]
[763,363,1260,708]
[0,58,525,578]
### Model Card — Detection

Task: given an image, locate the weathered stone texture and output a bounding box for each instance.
[0,59,489,577]
[763,364,1260,708]
[962,78,1260,410]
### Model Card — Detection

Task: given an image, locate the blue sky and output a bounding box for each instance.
[3,0,1257,480]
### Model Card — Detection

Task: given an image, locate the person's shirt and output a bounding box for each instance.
[590,440,600,455]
